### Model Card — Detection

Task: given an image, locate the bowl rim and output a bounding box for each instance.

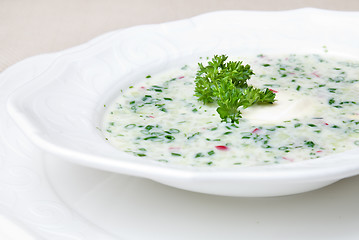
[6,8,359,184]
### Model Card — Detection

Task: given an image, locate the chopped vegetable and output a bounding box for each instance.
[215,145,229,151]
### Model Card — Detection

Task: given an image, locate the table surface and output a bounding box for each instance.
[1,0,359,72]
[1,1,359,239]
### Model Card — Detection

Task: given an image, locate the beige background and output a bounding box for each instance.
[1,0,359,72]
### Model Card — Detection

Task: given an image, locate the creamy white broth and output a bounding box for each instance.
[102,54,359,167]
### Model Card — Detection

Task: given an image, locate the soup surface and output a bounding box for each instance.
[103,54,359,167]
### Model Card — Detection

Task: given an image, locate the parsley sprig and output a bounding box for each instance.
[194,55,276,123]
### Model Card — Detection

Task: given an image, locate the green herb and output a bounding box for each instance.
[305,140,315,148]
[171,153,181,157]
[144,136,160,141]
[187,132,200,139]
[136,153,146,157]
[195,153,205,158]
[158,159,169,163]
[142,95,151,101]
[181,65,188,70]
[165,135,175,141]
[208,150,215,155]
[328,88,337,93]
[194,55,276,123]
[145,125,154,130]
[168,128,180,133]
[278,146,287,150]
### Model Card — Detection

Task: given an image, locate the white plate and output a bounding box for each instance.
[6,8,359,197]
[1,18,359,239]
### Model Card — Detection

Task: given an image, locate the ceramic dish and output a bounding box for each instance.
[7,9,359,197]
[3,41,359,240]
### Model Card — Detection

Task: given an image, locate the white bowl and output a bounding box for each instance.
[7,8,359,197]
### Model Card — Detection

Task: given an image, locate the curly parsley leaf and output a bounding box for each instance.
[194,55,276,123]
